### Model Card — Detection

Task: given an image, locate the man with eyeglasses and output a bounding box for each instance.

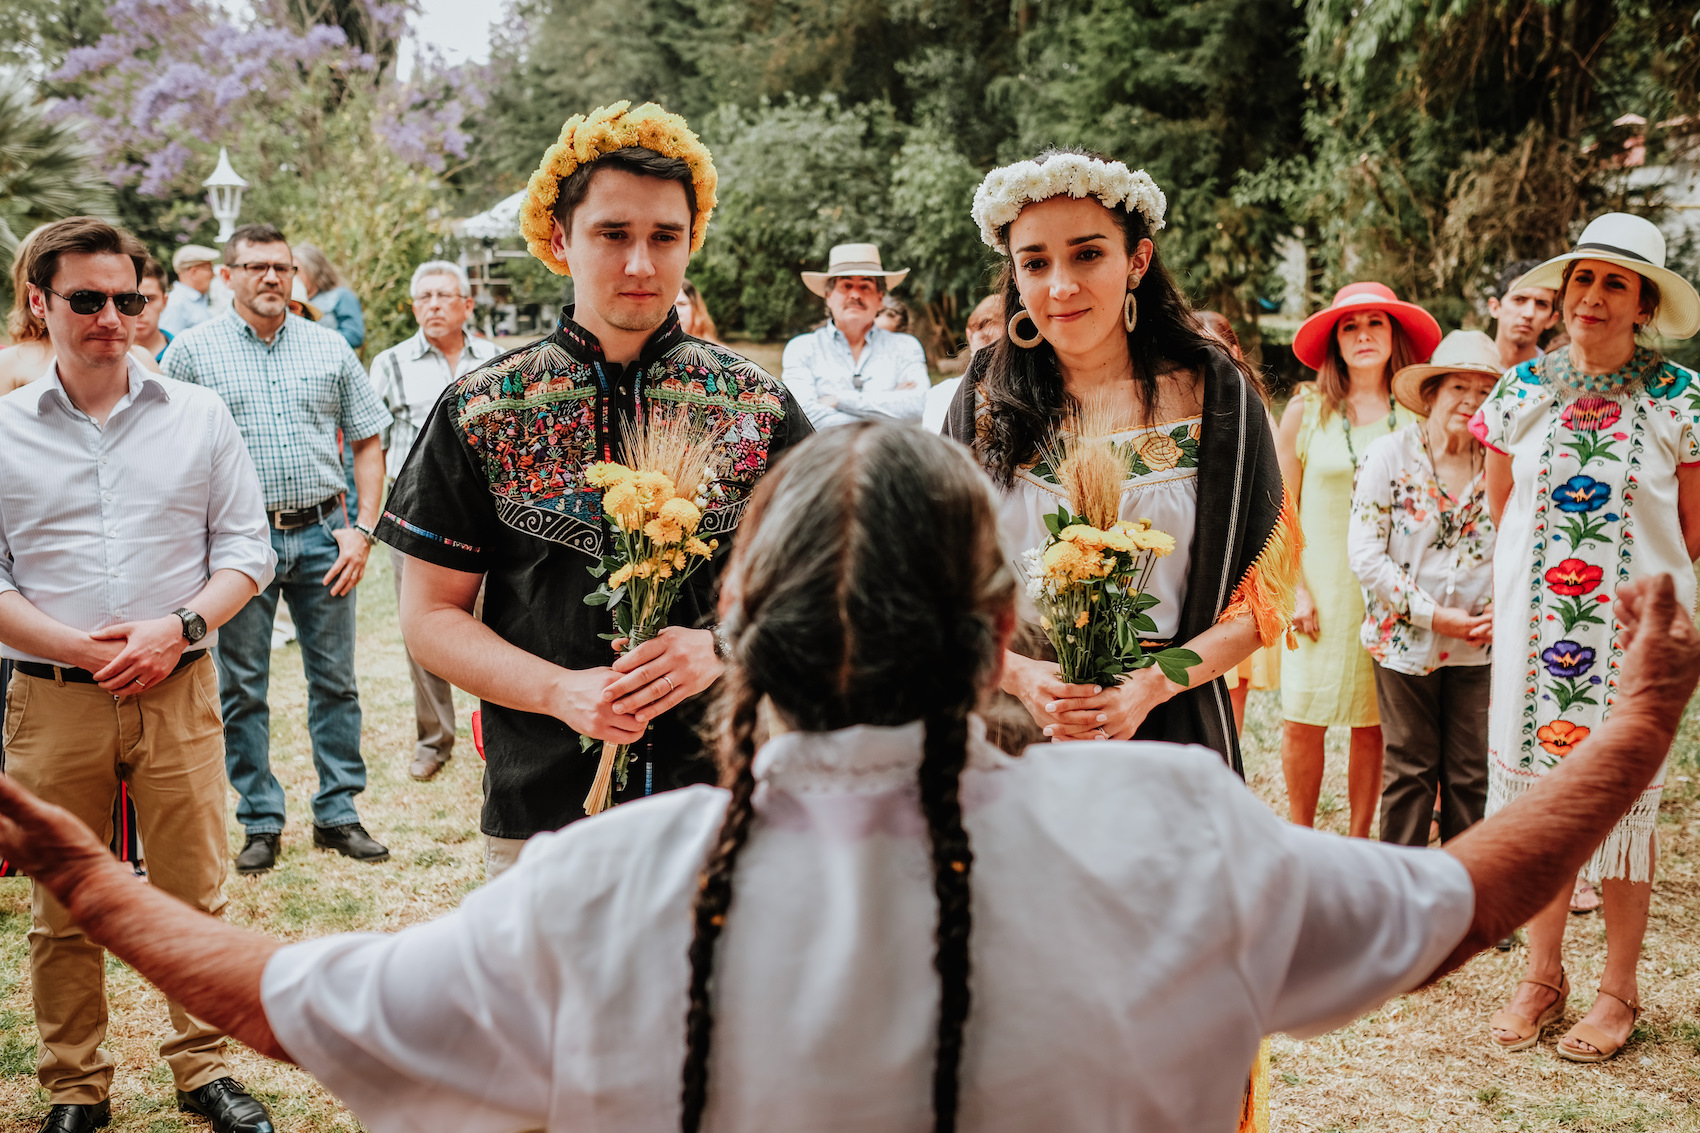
[367,261,498,781]
[162,222,392,877]
[0,216,278,1133]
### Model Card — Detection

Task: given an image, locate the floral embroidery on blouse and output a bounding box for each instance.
[1347,424,1494,675]
[1474,351,1700,772]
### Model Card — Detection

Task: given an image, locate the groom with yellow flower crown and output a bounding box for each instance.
[375,102,811,876]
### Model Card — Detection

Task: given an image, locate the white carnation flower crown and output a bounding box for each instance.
[971,153,1167,254]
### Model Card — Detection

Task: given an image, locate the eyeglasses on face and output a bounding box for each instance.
[412,291,467,305]
[233,262,298,277]
[41,287,150,316]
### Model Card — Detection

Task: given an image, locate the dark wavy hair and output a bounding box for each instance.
[976,148,1235,487]
[680,423,1016,1133]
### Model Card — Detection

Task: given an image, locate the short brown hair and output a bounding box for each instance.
[7,223,49,342]
[224,222,289,265]
[140,256,168,287]
[18,217,147,333]
[552,147,697,234]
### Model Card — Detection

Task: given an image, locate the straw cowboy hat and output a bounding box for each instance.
[1292,282,1443,371]
[1512,212,1700,340]
[1391,330,1503,416]
[800,243,910,297]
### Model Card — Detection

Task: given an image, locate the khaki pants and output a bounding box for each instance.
[389,547,456,763]
[2,655,231,1103]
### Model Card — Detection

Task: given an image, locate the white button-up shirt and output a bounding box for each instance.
[0,360,275,664]
[781,322,929,429]
[369,328,500,481]
[262,721,1472,1133]
[158,280,214,337]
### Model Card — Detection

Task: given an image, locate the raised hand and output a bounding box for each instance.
[1613,574,1700,734]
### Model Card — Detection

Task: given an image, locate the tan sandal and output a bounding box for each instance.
[1489,972,1568,1052]
[1556,989,1639,1063]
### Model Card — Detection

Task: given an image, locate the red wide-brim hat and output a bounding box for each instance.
[1292,282,1443,371]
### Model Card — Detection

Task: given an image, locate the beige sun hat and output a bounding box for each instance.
[172,244,220,271]
[800,243,910,297]
[1392,330,1504,415]
[1512,213,1699,340]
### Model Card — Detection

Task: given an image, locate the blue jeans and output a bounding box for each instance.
[214,516,365,835]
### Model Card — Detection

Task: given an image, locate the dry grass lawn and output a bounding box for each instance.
[2,552,1697,1131]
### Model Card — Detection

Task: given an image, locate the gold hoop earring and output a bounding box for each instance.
[1008,308,1044,348]
[1124,291,1138,334]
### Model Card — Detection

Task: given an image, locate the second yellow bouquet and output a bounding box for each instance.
[580,411,722,814]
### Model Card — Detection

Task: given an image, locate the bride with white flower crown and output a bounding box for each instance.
[943,147,1299,777]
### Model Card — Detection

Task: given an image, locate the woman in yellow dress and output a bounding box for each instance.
[1276,284,1440,837]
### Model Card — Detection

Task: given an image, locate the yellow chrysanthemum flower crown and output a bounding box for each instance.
[519,100,719,277]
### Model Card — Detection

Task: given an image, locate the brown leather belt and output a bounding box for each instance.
[269,495,340,530]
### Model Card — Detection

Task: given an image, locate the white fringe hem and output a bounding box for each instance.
[1487,761,1663,883]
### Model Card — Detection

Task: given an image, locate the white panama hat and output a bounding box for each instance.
[800,243,910,297]
[1513,213,1700,340]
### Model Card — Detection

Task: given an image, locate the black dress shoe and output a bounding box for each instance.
[38,1101,109,1133]
[313,821,390,862]
[178,1078,274,1133]
[234,833,279,875]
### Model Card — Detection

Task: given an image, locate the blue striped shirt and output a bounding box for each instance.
[163,311,389,510]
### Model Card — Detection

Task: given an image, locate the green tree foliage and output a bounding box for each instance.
[0,0,109,74]
[0,69,113,312]
[1246,0,1700,326]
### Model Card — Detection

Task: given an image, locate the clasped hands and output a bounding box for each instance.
[549,626,721,744]
[1004,652,1171,742]
[76,615,188,695]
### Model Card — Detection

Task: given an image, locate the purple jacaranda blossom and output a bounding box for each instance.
[47,0,481,198]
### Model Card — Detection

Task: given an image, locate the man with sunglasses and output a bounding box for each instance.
[368,261,498,782]
[162,223,391,876]
[0,216,277,1133]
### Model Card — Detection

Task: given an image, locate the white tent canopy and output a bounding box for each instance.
[456,190,526,240]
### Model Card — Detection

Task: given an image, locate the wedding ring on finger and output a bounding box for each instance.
[662,675,675,695]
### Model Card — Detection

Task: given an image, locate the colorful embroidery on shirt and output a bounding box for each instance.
[383,511,482,554]
[453,323,789,557]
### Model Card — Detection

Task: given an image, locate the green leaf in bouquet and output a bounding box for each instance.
[1131,612,1157,634]
[579,732,599,753]
[587,563,609,579]
[584,588,611,607]
[1153,648,1202,688]
[1044,510,1064,537]
[606,585,627,610]
[1131,592,1160,613]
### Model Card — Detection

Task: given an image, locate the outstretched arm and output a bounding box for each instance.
[0,779,290,1061]
[1427,574,1700,980]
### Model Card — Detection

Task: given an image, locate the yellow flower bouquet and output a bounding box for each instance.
[580,410,722,815]
[1022,403,1200,688]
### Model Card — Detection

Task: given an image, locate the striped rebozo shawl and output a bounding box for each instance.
[943,345,1299,777]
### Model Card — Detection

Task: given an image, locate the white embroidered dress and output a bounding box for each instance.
[1473,348,1700,882]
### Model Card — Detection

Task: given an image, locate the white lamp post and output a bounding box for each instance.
[203,148,249,244]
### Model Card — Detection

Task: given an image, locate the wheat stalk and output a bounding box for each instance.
[1043,392,1130,529]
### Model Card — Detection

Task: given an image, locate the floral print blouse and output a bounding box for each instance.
[1346,423,1495,675]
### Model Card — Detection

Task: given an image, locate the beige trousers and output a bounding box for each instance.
[389,547,457,763]
[2,655,231,1103]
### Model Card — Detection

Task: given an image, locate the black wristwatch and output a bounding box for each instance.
[174,607,208,644]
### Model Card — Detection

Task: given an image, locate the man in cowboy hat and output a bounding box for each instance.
[782,243,929,429]
[159,245,221,337]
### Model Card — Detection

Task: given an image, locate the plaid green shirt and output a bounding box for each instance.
[164,311,389,511]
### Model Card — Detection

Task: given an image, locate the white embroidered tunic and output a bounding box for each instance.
[1000,417,1200,640]
[1472,348,1700,881]
[261,720,1472,1133]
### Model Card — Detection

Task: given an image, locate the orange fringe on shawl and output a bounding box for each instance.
[1237,1038,1271,1133]
[1217,488,1303,649]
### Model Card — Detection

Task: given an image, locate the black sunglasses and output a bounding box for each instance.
[42,286,150,317]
